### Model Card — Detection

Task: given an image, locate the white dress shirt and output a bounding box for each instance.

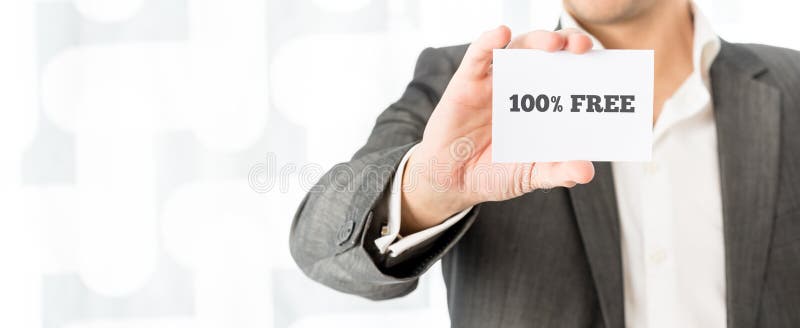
[377,4,725,327]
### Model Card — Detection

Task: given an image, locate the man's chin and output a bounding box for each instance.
[563,0,652,25]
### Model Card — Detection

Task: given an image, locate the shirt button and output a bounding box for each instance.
[645,162,660,175]
[649,248,668,264]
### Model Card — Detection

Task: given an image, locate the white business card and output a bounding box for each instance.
[492,49,653,162]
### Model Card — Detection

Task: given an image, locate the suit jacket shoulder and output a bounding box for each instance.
[423,44,468,75]
[739,43,800,98]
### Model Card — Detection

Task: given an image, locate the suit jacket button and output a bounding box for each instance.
[337,218,355,245]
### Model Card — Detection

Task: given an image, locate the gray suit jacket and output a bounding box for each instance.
[289,40,800,327]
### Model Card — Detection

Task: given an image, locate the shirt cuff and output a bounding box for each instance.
[373,144,474,258]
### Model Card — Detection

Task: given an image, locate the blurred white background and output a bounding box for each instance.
[1,0,798,327]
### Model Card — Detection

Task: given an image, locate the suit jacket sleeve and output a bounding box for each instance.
[289,45,480,300]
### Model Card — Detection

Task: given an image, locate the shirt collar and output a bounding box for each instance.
[691,4,721,84]
[559,2,720,79]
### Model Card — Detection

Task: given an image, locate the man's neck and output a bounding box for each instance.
[570,1,695,123]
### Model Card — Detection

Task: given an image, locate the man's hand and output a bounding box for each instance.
[401,26,596,234]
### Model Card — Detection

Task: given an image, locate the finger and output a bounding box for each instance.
[507,30,565,52]
[455,25,512,80]
[556,28,593,54]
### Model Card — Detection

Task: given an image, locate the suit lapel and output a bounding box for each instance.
[711,41,781,328]
[569,162,624,328]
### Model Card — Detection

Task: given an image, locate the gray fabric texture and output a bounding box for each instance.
[289,40,800,327]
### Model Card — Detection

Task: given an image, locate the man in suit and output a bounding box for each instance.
[289,0,800,326]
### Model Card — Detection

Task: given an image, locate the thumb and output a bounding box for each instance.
[532,161,595,189]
